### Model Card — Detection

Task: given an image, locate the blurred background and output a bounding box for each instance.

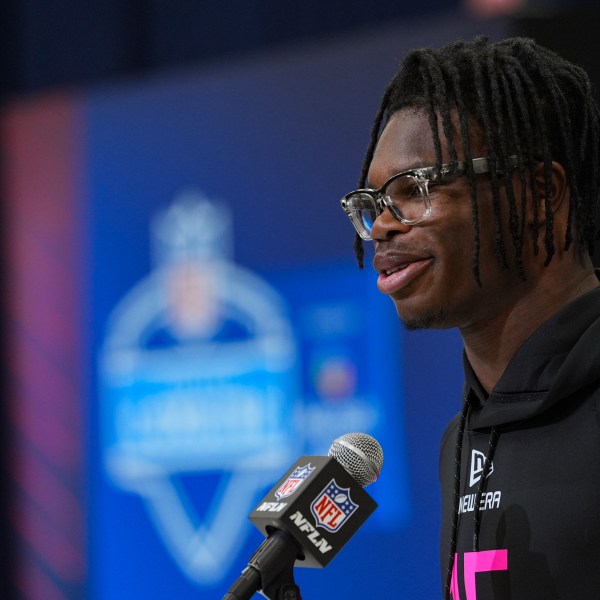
[0,1,598,599]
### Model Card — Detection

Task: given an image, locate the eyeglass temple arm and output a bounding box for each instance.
[440,156,519,178]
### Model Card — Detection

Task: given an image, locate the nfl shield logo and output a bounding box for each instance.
[275,464,316,500]
[310,479,358,533]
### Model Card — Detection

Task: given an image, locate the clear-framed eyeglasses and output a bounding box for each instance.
[340,156,518,240]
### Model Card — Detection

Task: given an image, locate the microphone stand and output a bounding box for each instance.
[222,529,303,600]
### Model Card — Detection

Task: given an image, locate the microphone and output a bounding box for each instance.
[222,433,383,600]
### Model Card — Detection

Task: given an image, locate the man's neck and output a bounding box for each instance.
[461,267,599,394]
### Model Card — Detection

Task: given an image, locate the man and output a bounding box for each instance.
[340,37,600,599]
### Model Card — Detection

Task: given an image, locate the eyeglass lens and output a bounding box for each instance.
[349,174,427,236]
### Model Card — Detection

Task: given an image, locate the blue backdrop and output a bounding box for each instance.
[83,13,508,600]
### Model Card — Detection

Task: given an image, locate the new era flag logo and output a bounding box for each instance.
[275,464,315,500]
[470,449,494,487]
[310,479,358,533]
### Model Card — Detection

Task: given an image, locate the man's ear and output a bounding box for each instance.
[527,161,569,226]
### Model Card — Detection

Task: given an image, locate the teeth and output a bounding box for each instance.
[384,264,407,275]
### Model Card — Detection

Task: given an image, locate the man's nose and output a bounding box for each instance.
[370,207,412,241]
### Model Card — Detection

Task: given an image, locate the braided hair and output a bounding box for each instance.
[354,36,600,284]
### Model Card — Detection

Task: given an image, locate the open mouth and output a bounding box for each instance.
[376,257,432,295]
[383,263,411,276]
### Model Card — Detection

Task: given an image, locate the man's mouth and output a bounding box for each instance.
[374,253,433,295]
[382,263,411,276]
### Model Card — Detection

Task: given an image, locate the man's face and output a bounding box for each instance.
[368,108,529,331]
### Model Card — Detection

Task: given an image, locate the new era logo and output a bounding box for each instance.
[469,449,494,487]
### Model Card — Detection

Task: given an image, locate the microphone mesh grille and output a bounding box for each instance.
[328,432,383,487]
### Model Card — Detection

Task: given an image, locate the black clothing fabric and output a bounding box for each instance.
[439,285,600,599]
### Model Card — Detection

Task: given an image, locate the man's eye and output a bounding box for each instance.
[388,189,423,205]
[388,179,422,199]
[409,185,423,198]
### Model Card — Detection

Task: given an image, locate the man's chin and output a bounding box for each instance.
[398,308,449,331]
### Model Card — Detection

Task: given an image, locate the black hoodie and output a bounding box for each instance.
[439,285,600,600]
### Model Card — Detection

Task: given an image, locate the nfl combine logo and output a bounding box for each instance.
[310,479,358,533]
[275,464,315,500]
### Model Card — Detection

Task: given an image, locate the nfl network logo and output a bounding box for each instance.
[275,464,315,500]
[310,479,358,533]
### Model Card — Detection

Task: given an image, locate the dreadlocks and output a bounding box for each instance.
[354,36,600,284]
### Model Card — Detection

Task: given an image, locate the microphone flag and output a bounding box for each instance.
[249,455,377,568]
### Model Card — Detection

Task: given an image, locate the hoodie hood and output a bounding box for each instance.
[465,285,600,429]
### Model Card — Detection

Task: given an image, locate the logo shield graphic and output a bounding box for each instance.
[275,464,315,500]
[310,479,358,533]
[99,193,299,584]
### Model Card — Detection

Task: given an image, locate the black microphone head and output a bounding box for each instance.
[327,432,383,487]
